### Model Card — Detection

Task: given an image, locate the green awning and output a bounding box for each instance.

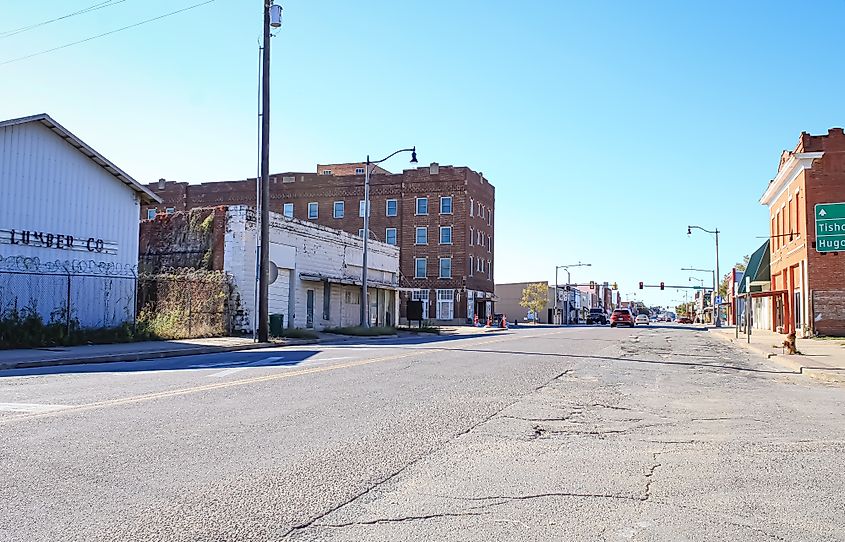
[737,240,770,293]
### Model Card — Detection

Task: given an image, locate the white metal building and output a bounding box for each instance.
[0,114,160,327]
[223,206,400,331]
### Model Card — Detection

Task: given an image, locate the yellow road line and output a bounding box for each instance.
[0,331,536,425]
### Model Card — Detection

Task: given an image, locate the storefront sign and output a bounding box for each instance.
[0,228,118,255]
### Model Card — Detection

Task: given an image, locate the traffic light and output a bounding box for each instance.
[612,282,618,290]
[660,281,665,290]
[589,280,595,290]
[639,281,644,289]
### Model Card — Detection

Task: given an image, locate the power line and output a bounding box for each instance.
[0,1,130,39]
[0,0,216,67]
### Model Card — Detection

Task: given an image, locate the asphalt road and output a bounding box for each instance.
[1,325,843,541]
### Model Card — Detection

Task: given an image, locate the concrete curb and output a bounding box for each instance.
[708,330,845,384]
[0,342,285,371]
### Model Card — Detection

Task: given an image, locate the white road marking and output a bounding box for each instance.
[0,402,70,413]
[208,356,285,378]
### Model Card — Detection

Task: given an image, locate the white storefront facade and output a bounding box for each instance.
[0,114,160,328]
[223,206,400,331]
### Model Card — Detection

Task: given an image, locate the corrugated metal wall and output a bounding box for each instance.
[0,121,141,327]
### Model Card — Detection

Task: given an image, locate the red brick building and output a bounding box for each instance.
[759,128,845,336]
[141,162,495,323]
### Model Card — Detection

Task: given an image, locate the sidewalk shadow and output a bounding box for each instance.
[0,350,320,378]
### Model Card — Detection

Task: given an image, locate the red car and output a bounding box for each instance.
[676,316,693,324]
[610,309,634,327]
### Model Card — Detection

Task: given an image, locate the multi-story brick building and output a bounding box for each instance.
[141,162,495,324]
[759,127,845,336]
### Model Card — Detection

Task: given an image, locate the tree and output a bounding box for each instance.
[719,254,750,297]
[520,283,548,324]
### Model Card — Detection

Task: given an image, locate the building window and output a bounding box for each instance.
[477,230,482,245]
[321,169,332,175]
[415,227,428,245]
[440,226,452,245]
[487,234,491,252]
[333,201,344,219]
[469,198,474,217]
[146,208,157,220]
[386,199,398,217]
[355,167,365,175]
[469,227,474,246]
[416,197,428,215]
[283,203,294,218]
[385,228,397,245]
[436,289,454,320]
[308,202,319,219]
[488,210,492,226]
[487,260,492,280]
[359,200,370,217]
[439,257,452,279]
[440,196,453,214]
[415,258,427,278]
[165,207,175,215]
[468,255,473,275]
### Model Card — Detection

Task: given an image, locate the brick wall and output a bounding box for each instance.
[804,129,845,292]
[138,207,226,273]
[812,290,845,336]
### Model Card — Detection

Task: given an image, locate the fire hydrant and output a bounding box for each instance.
[501,315,507,329]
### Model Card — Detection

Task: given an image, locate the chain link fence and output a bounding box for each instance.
[0,256,235,348]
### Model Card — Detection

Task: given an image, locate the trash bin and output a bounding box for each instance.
[269,313,284,337]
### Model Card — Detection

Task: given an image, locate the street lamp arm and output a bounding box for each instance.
[688,225,718,235]
[369,147,417,168]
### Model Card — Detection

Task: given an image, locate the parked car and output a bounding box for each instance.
[587,308,607,325]
[610,309,634,327]
[676,316,693,324]
[635,314,650,326]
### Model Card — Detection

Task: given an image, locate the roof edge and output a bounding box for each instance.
[0,113,162,205]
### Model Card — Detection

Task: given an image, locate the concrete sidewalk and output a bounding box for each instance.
[710,326,845,383]
[0,337,282,371]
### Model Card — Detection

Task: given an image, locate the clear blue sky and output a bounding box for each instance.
[3,0,844,309]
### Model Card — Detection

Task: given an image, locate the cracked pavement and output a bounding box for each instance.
[2,325,844,541]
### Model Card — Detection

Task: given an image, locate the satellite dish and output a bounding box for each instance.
[269,261,279,285]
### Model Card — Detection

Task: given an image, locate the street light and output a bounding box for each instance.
[361,147,417,327]
[687,225,721,327]
[681,267,714,324]
[688,276,704,288]
[554,262,591,325]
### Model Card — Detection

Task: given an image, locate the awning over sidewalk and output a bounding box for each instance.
[738,240,770,294]
[299,272,398,289]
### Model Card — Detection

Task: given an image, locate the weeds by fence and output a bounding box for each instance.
[136,268,233,340]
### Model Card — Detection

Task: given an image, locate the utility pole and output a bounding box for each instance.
[714,229,721,327]
[361,155,371,327]
[257,0,279,342]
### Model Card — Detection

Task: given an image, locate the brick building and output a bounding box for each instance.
[141,162,495,323]
[759,128,845,336]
